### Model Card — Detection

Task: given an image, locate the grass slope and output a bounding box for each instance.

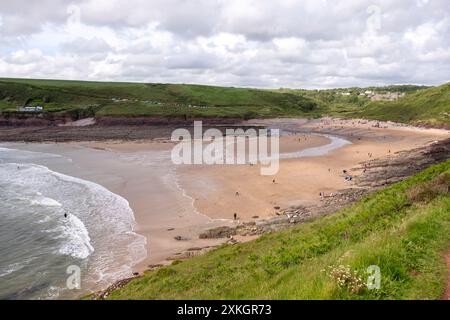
[1,78,449,126]
[355,83,450,127]
[0,78,318,119]
[278,83,450,127]
[107,160,450,300]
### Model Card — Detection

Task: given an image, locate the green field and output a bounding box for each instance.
[356,83,450,127]
[0,78,319,120]
[105,160,450,300]
[0,78,449,126]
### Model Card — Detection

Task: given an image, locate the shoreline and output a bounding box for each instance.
[92,120,450,299]
[1,117,449,298]
[178,118,448,222]
[79,117,449,276]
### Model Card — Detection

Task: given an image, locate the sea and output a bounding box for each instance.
[0,130,351,299]
[0,146,147,299]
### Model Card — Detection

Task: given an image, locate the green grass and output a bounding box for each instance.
[106,160,450,300]
[0,78,318,119]
[354,83,450,127]
[1,78,449,126]
[277,84,450,127]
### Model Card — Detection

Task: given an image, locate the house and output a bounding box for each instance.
[370,92,406,102]
[18,105,44,112]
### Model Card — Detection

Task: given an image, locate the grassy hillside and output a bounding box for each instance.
[277,83,450,127]
[0,78,449,126]
[106,160,450,300]
[0,78,319,120]
[355,83,450,127]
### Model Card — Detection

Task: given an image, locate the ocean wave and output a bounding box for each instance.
[0,257,36,278]
[30,197,62,207]
[0,152,147,298]
[53,214,95,259]
[0,262,25,278]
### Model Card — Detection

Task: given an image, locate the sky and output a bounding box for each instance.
[0,0,449,88]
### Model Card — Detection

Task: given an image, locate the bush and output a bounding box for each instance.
[243,111,259,120]
[65,106,97,120]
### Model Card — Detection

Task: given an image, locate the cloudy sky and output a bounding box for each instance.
[0,0,449,88]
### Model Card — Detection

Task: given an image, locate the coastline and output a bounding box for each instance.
[1,117,449,298]
[178,118,449,221]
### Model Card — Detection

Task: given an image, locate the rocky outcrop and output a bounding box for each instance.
[354,138,450,188]
[95,116,244,126]
[199,138,450,240]
[0,122,264,142]
[199,208,313,239]
[91,276,138,300]
[199,226,237,239]
[166,246,219,261]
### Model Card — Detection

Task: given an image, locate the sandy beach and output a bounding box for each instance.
[178,118,449,221]
[84,117,448,273]
[2,118,449,288]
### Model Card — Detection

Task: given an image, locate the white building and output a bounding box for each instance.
[18,105,44,112]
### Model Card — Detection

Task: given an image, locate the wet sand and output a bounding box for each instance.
[77,117,449,271]
[81,134,332,270]
[3,117,449,282]
[1,140,230,276]
[178,118,449,221]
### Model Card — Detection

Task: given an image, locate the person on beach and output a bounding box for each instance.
[235,191,239,196]
[234,213,237,220]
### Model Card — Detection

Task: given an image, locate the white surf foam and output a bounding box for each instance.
[0,155,147,298]
[53,214,95,259]
[30,197,62,207]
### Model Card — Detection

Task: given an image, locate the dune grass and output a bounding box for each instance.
[105,160,450,300]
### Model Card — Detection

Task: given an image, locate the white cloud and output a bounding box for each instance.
[0,0,449,88]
